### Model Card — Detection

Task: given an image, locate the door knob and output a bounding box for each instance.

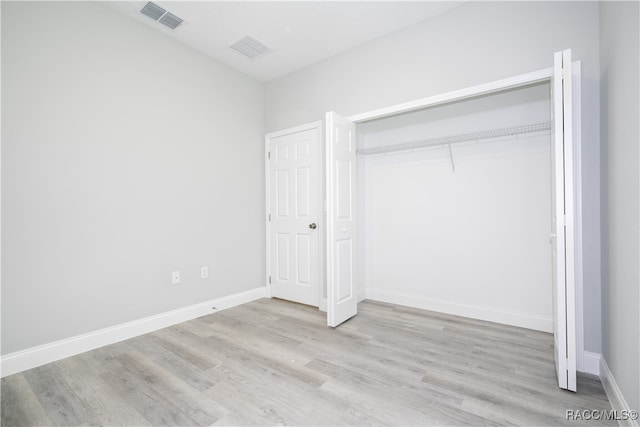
[309,223,317,230]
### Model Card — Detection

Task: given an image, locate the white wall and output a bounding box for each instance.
[265,1,602,353]
[1,2,264,355]
[600,1,640,410]
[358,84,552,331]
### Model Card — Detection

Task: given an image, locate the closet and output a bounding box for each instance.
[265,49,578,391]
[357,83,553,333]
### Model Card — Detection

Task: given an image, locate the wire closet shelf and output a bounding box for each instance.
[356,121,551,156]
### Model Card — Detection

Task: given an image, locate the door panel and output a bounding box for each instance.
[326,111,357,327]
[269,127,320,306]
[276,170,290,217]
[552,49,576,391]
[296,235,311,284]
[336,240,353,302]
[336,159,352,219]
[296,167,311,216]
[276,233,290,281]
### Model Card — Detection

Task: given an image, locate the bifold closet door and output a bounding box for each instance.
[325,112,358,327]
[551,49,577,392]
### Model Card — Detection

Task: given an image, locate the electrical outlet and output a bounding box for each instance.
[201,266,209,279]
[172,271,180,285]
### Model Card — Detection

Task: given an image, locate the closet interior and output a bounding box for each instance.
[355,82,554,333]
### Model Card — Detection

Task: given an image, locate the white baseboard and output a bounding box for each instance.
[365,289,553,332]
[582,351,601,376]
[1,287,266,378]
[600,357,640,427]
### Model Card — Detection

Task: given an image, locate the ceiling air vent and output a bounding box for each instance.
[158,12,183,30]
[230,36,271,60]
[139,2,183,30]
[140,1,165,20]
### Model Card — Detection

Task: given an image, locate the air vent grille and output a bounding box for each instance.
[230,37,271,60]
[158,12,183,30]
[140,2,166,21]
[139,2,183,30]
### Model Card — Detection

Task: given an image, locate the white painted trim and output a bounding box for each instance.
[562,49,577,392]
[265,121,322,140]
[318,122,327,313]
[572,61,586,374]
[365,289,552,333]
[0,287,266,378]
[348,67,553,123]
[265,121,323,306]
[265,132,273,298]
[581,351,601,376]
[600,357,640,427]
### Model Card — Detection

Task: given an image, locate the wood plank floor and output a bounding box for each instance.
[2,298,613,426]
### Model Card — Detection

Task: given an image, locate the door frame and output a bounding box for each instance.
[265,121,324,302]
[346,63,584,374]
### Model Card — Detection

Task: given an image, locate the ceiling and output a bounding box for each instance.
[104,1,462,82]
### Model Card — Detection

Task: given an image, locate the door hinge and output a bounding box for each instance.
[558,214,566,227]
[268,276,271,284]
[267,151,271,160]
[268,213,271,221]
[559,357,570,372]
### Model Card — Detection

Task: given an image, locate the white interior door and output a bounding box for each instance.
[326,111,358,327]
[268,125,320,307]
[551,49,577,391]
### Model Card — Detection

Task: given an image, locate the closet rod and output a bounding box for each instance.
[357,121,551,156]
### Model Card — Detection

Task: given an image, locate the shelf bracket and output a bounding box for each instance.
[447,143,456,172]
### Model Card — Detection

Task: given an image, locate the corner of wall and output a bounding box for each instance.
[600,356,640,427]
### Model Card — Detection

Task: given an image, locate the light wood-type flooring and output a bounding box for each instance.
[2,298,613,426]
